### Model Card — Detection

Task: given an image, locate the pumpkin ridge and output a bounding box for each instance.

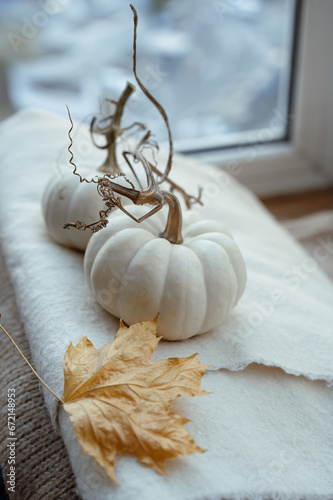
[187,232,247,305]
[158,245,206,340]
[186,237,234,330]
[183,240,211,333]
[90,228,154,316]
[156,241,174,335]
[188,247,207,336]
[183,219,232,240]
[114,230,158,318]
[117,236,171,322]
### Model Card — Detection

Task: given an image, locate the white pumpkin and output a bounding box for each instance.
[42,167,107,251]
[42,82,139,251]
[84,205,247,341]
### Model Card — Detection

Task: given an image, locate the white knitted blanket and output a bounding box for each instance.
[0,110,332,500]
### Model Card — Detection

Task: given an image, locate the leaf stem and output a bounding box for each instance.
[0,321,64,404]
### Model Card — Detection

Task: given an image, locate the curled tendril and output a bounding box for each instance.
[64,151,164,234]
[63,171,136,233]
[66,105,134,185]
[66,105,98,184]
[63,177,116,233]
[64,105,139,233]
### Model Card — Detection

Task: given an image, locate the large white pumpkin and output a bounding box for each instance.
[84,205,247,340]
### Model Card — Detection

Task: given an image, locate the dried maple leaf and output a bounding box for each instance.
[61,318,208,483]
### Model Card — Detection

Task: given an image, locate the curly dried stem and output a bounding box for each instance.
[118,151,183,244]
[65,150,183,244]
[130,4,173,185]
[149,162,203,209]
[67,106,99,184]
[67,106,139,189]
[135,131,201,209]
[63,172,141,233]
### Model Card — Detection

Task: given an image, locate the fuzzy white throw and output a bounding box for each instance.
[0,110,333,499]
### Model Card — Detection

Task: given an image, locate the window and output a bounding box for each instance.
[198,0,333,195]
[1,0,333,194]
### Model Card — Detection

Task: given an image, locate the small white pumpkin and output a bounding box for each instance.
[84,204,247,341]
[42,83,136,251]
[42,168,109,251]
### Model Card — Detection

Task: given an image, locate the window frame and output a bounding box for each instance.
[183,0,333,196]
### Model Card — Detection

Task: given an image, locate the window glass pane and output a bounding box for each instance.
[1,0,296,150]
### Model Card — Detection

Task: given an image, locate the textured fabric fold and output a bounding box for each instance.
[59,364,333,500]
[1,109,333,500]
[0,242,80,499]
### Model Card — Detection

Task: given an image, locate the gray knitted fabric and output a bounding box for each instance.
[0,248,80,500]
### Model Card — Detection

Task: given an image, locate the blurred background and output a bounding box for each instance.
[0,0,332,277]
[0,0,294,147]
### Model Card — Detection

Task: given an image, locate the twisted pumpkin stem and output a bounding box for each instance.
[91,82,140,174]
[159,191,183,244]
